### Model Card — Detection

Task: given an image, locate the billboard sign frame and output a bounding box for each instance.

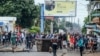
[44,0,77,17]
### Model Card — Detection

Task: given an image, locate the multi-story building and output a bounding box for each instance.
[86,0,100,35]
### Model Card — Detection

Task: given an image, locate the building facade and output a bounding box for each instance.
[86,0,100,35]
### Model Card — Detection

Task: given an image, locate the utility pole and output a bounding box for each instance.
[40,4,44,33]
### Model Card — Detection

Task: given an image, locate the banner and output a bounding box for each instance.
[44,0,76,16]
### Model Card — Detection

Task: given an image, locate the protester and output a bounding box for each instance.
[2,32,6,45]
[84,35,89,50]
[67,33,70,49]
[92,35,97,52]
[16,31,21,45]
[58,33,62,49]
[69,35,75,49]
[11,33,17,52]
[62,34,67,49]
[21,32,25,43]
[26,33,32,50]
[77,35,84,56]
[51,34,58,56]
[8,31,12,43]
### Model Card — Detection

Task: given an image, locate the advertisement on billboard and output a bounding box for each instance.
[44,0,76,16]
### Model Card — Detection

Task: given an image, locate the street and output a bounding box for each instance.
[0,52,52,56]
[0,51,79,56]
[0,49,100,56]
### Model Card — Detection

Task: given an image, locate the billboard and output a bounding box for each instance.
[44,0,76,16]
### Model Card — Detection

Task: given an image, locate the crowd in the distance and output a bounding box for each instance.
[0,31,99,54]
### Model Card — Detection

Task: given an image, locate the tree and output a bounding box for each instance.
[0,0,40,28]
[44,19,51,33]
[29,26,40,33]
[53,18,59,33]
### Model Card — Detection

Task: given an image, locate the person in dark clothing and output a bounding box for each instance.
[63,34,67,41]
[92,35,97,52]
[2,34,6,45]
[26,33,32,50]
[8,31,11,42]
[62,34,67,49]
[84,36,89,49]
[31,33,35,48]
[42,34,46,38]
[58,34,63,49]
[51,35,58,56]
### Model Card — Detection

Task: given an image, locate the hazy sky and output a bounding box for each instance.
[34,0,89,27]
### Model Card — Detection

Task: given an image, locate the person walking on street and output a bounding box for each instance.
[62,34,67,49]
[84,35,89,50]
[2,32,6,45]
[8,31,12,43]
[77,35,84,56]
[11,33,17,52]
[92,35,97,52]
[58,33,62,49]
[26,33,33,51]
[51,34,58,56]
[21,32,25,43]
[69,35,75,50]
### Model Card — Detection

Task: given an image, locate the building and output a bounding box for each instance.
[86,0,100,35]
[0,17,17,32]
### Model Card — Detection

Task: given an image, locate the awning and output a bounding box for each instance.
[92,29,100,35]
[92,13,100,17]
[85,24,97,29]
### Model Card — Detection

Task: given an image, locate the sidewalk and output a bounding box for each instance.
[0,44,37,52]
[0,44,25,52]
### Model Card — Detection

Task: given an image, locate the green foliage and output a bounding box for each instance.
[53,19,59,33]
[29,26,40,33]
[82,25,86,34]
[84,16,89,24]
[44,19,51,33]
[0,0,40,28]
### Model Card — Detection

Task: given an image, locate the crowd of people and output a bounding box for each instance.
[49,33,99,56]
[38,33,98,52]
[0,31,99,55]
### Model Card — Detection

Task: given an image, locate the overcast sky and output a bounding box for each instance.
[34,0,89,27]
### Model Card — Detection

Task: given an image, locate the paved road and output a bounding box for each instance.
[0,49,81,56]
[0,44,100,56]
[0,52,79,56]
[0,50,100,56]
[0,52,52,56]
